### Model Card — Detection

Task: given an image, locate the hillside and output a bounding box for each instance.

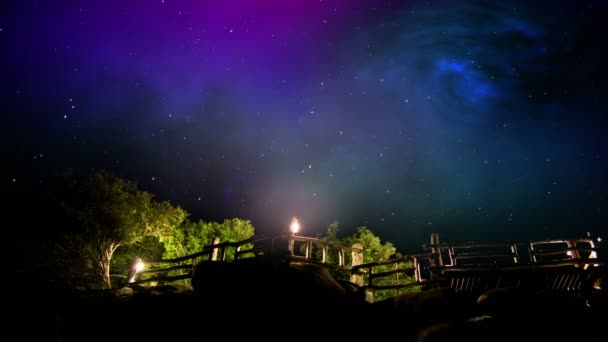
[13,258,606,342]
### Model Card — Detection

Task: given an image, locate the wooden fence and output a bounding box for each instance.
[346,233,604,301]
[128,234,363,285]
[127,232,604,302]
[418,233,604,296]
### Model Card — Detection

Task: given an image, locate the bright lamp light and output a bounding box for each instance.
[290,217,300,235]
[134,261,145,273]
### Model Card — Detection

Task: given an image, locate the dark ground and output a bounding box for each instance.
[12,258,607,342]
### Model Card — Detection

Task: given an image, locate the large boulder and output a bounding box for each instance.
[477,286,590,320]
[475,286,598,341]
[191,257,364,329]
[369,287,477,340]
[416,315,501,342]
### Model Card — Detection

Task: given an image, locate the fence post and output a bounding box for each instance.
[288,236,295,256]
[430,233,444,266]
[511,244,519,264]
[350,243,364,286]
[305,240,311,259]
[429,233,443,280]
[566,240,580,260]
[322,245,327,263]
[221,247,228,261]
[413,256,421,282]
[448,247,455,266]
[211,237,220,261]
[529,243,537,263]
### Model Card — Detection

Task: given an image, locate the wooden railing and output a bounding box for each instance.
[350,254,439,302]
[349,233,604,301]
[419,233,605,295]
[128,234,363,285]
[422,234,603,269]
[127,232,604,302]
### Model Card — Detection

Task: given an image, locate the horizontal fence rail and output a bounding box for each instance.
[128,234,364,285]
[420,234,605,296]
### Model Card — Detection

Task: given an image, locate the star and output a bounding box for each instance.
[3,0,606,257]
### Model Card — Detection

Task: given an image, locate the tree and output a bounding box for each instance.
[318,224,416,301]
[324,221,341,243]
[161,218,256,261]
[317,223,395,265]
[57,171,188,289]
[342,226,396,264]
[314,221,346,264]
[129,218,255,286]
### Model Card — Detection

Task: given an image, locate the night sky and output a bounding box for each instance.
[3,1,607,252]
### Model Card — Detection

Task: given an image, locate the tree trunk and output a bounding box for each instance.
[98,241,120,289]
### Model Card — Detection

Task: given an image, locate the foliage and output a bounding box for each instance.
[56,171,188,289]
[162,218,255,259]
[312,221,343,264]
[155,218,256,283]
[110,236,166,286]
[342,226,396,264]
[318,223,418,301]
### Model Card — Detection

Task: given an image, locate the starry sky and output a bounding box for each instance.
[3,0,607,252]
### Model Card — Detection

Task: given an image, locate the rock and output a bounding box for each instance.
[416,315,501,342]
[369,287,477,340]
[387,287,475,319]
[476,287,532,318]
[191,257,358,321]
[110,286,135,298]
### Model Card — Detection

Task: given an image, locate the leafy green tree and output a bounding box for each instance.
[318,224,416,301]
[317,223,394,265]
[314,221,347,264]
[324,221,341,243]
[162,218,255,260]
[57,171,188,289]
[346,227,418,300]
[342,226,396,264]
[138,218,255,285]
[110,236,166,286]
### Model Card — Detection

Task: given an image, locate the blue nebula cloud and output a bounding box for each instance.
[328,1,607,243]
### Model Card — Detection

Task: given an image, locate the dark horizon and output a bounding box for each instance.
[4,1,608,253]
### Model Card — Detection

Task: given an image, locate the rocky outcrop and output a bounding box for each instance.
[191,258,363,324]
[17,259,605,342]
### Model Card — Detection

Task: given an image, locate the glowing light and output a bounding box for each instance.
[590,251,598,259]
[134,261,145,273]
[128,258,145,283]
[593,278,602,290]
[290,217,300,235]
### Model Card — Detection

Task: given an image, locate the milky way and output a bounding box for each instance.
[3,1,607,251]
